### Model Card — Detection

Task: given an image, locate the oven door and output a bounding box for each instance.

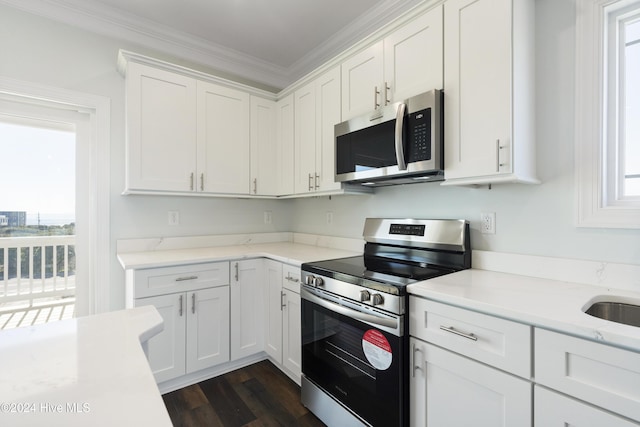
[301,286,408,427]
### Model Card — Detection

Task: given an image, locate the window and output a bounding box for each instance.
[576,0,640,228]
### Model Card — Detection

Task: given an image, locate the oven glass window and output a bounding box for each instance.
[302,298,407,427]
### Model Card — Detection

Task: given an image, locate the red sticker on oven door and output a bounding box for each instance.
[362,329,392,370]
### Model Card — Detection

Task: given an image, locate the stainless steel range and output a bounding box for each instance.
[300,218,471,427]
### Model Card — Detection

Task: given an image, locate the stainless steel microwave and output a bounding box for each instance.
[335,89,443,186]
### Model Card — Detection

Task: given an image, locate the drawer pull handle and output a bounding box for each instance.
[175,276,198,282]
[285,274,299,283]
[179,295,183,317]
[191,293,196,314]
[412,343,423,378]
[281,291,286,310]
[440,325,478,341]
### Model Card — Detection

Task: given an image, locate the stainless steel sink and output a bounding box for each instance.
[585,301,640,328]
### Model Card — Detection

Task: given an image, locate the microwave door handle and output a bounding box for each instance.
[395,103,407,170]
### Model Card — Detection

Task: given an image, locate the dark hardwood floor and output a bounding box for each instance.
[162,360,326,427]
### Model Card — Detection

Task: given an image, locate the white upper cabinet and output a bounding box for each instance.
[125,61,197,192]
[383,5,444,104]
[341,43,384,121]
[443,0,538,185]
[121,52,267,197]
[250,96,279,196]
[197,81,251,194]
[276,94,295,195]
[294,66,342,194]
[341,5,444,121]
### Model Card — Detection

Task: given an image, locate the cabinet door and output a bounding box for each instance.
[250,96,278,196]
[186,286,230,373]
[315,66,342,192]
[264,260,283,362]
[410,337,532,427]
[230,259,265,360]
[135,293,186,383]
[126,62,197,192]
[444,0,512,180]
[384,5,443,102]
[197,81,250,194]
[294,81,317,194]
[282,288,301,383]
[535,386,639,427]
[341,42,384,120]
[276,94,295,195]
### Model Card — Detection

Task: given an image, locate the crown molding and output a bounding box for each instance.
[0,0,426,90]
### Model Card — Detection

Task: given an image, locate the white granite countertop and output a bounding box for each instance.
[409,269,640,352]
[117,241,361,270]
[0,306,171,427]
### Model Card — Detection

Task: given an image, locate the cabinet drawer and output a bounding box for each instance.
[282,264,301,293]
[409,297,531,378]
[535,386,639,427]
[535,328,640,422]
[133,262,230,298]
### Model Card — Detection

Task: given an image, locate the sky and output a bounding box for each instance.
[0,121,75,225]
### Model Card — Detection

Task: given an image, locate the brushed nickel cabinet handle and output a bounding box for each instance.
[308,173,314,191]
[190,172,194,191]
[315,174,320,190]
[374,86,380,109]
[440,325,478,341]
[253,178,257,194]
[175,276,198,282]
[384,82,391,105]
[200,173,204,191]
[234,262,239,282]
[412,343,423,377]
[281,291,286,310]
[191,293,196,314]
[179,295,183,317]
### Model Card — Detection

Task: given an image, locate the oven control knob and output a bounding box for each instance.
[304,275,315,286]
[372,293,384,306]
[360,290,371,302]
[313,277,324,287]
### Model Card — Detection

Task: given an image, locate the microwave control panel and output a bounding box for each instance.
[407,108,431,162]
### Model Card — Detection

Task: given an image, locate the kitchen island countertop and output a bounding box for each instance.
[0,306,170,427]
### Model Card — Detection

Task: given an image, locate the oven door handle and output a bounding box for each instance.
[301,288,399,331]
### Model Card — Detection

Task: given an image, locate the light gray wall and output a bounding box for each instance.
[290,0,640,265]
[0,0,638,311]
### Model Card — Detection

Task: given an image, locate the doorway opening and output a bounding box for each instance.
[0,117,77,329]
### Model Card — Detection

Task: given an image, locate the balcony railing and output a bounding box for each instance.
[0,235,75,329]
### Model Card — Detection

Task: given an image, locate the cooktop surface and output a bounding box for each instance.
[302,255,455,294]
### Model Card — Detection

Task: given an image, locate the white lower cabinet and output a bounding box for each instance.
[409,295,532,426]
[264,260,301,383]
[132,263,231,384]
[410,337,531,427]
[535,386,639,427]
[230,259,265,360]
[127,258,301,390]
[535,328,640,424]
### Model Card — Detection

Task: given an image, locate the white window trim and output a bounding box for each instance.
[0,76,111,315]
[575,0,640,228]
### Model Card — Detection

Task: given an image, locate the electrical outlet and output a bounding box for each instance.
[168,211,180,226]
[480,212,496,234]
[326,211,333,225]
[263,211,272,224]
